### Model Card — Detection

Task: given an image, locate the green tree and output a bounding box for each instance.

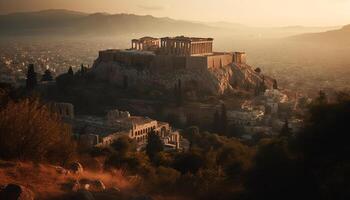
[183,126,200,149]
[220,104,228,135]
[146,131,164,161]
[174,79,183,106]
[273,79,278,89]
[314,90,328,105]
[123,75,128,89]
[173,150,205,174]
[79,64,88,76]
[111,136,135,156]
[0,98,76,164]
[245,139,310,200]
[212,110,220,133]
[41,69,53,81]
[279,119,292,138]
[26,64,37,90]
[68,66,74,76]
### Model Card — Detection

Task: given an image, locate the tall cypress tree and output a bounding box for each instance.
[176,79,183,106]
[26,64,37,90]
[273,79,278,90]
[146,131,164,161]
[220,104,228,135]
[280,119,292,138]
[174,79,183,106]
[212,110,221,133]
[80,64,86,76]
[68,66,74,76]
[41,69,53,81]
[123,75,128,89]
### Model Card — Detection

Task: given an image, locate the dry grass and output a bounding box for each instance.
[0,160,132,200]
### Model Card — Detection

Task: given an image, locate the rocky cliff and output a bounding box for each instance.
[92,59,274,95]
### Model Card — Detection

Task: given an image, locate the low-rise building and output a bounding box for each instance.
[227,110,264,126]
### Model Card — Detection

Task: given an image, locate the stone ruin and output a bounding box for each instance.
[92,35,274,95]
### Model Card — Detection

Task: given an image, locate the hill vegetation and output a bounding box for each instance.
[0,84,349,200]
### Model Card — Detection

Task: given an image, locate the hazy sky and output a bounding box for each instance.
[0,0,349,26]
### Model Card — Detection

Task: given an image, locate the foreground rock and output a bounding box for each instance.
[70,162,84,174]
[0,184,34,200]
[131,195,154,200]
[73,190,95,200]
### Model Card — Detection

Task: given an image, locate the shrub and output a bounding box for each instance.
[0,98,76,164]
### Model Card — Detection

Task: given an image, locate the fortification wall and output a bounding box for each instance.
[185,56,208,71]
[207,53,234,69]
[150,55,187,71]
[99,50,154,68]
[98,50,237,72]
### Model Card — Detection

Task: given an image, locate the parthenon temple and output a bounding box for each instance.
[131,37,160,51]
[131,36,213,56]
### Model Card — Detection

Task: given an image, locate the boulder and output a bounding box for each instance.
[70,162,84,174]
[55,166,69,175]
[131,195,154,200]
[71,180,81,192]
[73,190,95,200]
[0,184,34,200]
[90,180,106,192]
[107,186,121,194]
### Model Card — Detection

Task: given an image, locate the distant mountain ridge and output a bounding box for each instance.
[0,9,216,37]
[289,25,350,44]
[0,9,340,38]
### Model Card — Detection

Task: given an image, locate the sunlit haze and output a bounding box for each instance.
[1,0,350,26]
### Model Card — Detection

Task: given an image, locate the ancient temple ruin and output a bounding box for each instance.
[159,36,213,56]
[97,36,246,72]
[131,36,213,56]
[131,37,160,51]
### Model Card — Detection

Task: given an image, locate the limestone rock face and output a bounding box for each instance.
[92,59,273,95]
[0,184,34,200]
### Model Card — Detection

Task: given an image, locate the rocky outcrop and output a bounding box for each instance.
[73,190,95,200]
[70,162,84,174]
[92,59,274,95]
[0,184,34,200]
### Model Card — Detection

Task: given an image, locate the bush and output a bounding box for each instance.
[0,98,76,164]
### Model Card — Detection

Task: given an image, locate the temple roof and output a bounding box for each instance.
[132,36,159,42]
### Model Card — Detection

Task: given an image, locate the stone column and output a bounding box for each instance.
[190,43,193,55]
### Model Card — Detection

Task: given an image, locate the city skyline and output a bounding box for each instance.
[0,0,349,27]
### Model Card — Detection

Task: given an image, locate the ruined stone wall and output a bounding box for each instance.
[207,54,234,69]
[150,55,187,71]
[99,50,154,68]
[185,56,208,71]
